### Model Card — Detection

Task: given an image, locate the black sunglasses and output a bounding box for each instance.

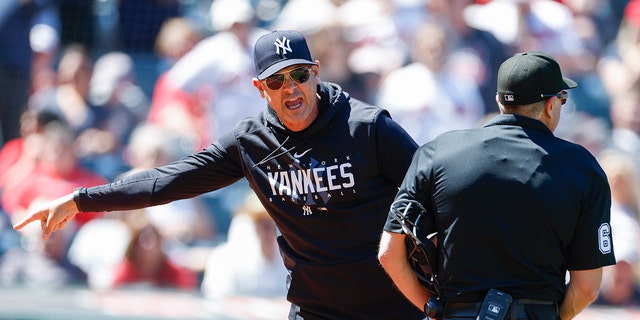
[264,66,312,90]
[540,91,568,105]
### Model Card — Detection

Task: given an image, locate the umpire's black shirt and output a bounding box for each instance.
[386,114,616,303]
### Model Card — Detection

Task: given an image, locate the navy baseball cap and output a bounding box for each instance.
[254,30,317,80]
[497,51,577,105]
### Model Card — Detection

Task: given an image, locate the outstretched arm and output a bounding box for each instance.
[559,268,602,320]
[13,192,79,240]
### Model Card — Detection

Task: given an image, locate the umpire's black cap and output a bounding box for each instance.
[497,51,577,106]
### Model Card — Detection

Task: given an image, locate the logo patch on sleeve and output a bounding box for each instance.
[598,223,612,254]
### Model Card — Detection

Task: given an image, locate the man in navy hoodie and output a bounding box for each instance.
[14,30,424,320]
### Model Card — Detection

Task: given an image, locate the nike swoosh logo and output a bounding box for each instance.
[293,148,312,158]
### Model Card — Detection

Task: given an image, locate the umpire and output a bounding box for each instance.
[378,51,616,320]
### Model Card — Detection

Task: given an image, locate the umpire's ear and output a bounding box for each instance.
[542,96,561,132]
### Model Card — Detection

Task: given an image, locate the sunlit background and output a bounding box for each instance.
[1,0,640,319]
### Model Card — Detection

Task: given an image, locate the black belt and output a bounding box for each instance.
[442,299,556,319]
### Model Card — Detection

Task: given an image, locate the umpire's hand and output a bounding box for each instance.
[13,192,78,240]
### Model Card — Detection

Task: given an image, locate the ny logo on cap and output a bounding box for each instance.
[504,94,514,102]
[274,36,293,57]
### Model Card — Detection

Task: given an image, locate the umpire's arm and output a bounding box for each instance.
[378,231,431,312]
[559,268,601,320]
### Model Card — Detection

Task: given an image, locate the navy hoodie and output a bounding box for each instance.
[76,82,423,319]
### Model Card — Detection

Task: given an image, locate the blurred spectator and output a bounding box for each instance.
[110,223,198,290]
[0,213,85,288]
[90,51,149,121]
[465,0,579,56]
[600,149,640,257]
[335,0,406,104]
[305,23,370,104]
[557,0,616,120]
[0,0,60,145]
[596,260,640,307]
[67,212,132,290]
[555,111,611,156]
[560,0,621,56]
[607,89,640,171]
[77,51,148,180]
[147,0,265,236]
[427,0,511,114]
[599,0,640,98]
[147,0,267,151]
[273,0,338,35]
[64,123,219,290]
[388,0,431,44]
[121,124,218,274]
[154,16,204,75]
[346,42,405,105]
[335,0,404,49]
[594,149,640,307]
[122,123,187,172]
[466,0,611,118]
[115,0,182,95]
[376,20,484,145]
[0,110,61,264]
[29,44,99,135]
[0,208,20,259]
[0,110,62,195]
[1,122,106,227]
[201,193,287,299]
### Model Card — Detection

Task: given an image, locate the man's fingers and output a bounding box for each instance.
[51,220,67,234]
[12,193,78,241]
[12,209,60,240]
[40,220,51,241]
[43,216,66,241]
[12,212,45,230]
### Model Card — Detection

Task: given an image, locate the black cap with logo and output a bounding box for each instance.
[254,30,317,80]
[497,51,577,105]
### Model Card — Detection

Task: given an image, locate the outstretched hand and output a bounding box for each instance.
[12,193,79,240]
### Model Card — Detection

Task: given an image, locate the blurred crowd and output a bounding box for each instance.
[0,0,639,308]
